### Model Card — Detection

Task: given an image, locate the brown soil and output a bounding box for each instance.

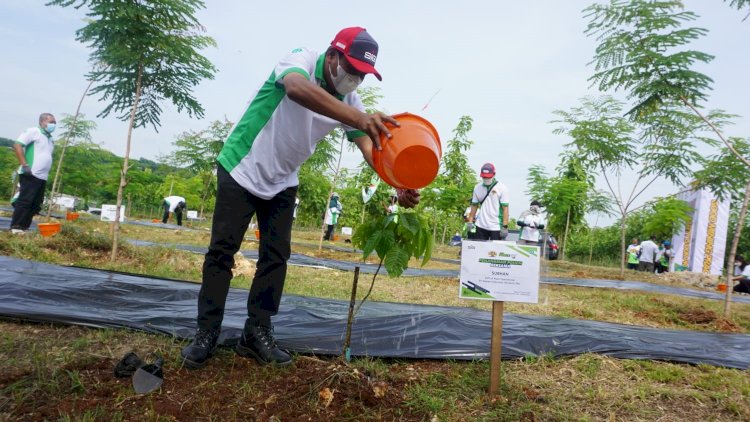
[6,351,431,421]
[679,308,718,324]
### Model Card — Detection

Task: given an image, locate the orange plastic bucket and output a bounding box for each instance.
[372,113,441,190]
[38,222,61,237]
[66,212,79,221]
[717,284,727,292]
[255,229,260,240]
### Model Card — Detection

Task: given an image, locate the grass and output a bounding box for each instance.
[1,217,749,420]
[1,322,748,421]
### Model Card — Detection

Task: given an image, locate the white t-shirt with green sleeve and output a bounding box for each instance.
[16,127,54,180]
[471,180,510,232]
[218,48,366,200]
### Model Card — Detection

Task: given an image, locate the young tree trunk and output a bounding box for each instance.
[199,172,211,219]
[111,64,143,261]
[723,180,750,317]
[562,207,571,261]
[318,131,346,252]
[588,214,600,266]
[46,78,96,219]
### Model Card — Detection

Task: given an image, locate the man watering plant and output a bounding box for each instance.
[182,27,420,369]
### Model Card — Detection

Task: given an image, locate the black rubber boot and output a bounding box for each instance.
[236,321,292,366]
[181,328,219,369]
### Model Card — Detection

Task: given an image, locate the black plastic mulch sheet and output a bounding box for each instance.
[0,216,38,231]
[1,256,749,369]
[128,240,750,305]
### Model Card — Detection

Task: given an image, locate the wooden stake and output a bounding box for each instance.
[343,266,360,361]
[489,300,504,396]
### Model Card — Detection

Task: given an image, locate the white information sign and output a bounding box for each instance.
[341,227,353,236]
[100,204,126,222]
[187,210,198,219]
[459,240,540,303]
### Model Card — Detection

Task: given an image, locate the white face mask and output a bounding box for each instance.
[482,177,494,186]
[530,205,541,214]
[329,55,363,95]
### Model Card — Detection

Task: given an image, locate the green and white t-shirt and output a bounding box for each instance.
[218,48,366,199]
[16,127,54,180]
[471,180,509,232]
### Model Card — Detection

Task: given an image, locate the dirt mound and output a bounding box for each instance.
[233,251,256,277]
[679,308,717,324]
[659,271,719,289]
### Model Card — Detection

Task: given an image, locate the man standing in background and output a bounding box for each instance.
[467,163,510,240]
[638,235,659,273]
[517,200,545,245]
[10,113,56,234]
[324,192,342,240]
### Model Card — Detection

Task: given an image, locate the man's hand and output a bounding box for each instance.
[500,226,509,239]
[357,112,399,151]
[396,188,420,208]
[466,222,476,233]
[21,165,31,175]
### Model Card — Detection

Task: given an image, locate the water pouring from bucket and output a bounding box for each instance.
[372,113,441,190]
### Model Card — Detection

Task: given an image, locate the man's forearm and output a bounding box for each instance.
[13,144,26,165]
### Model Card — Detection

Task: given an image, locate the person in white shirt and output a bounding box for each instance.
[638,236,659,273]
[10,113,56,234]
[732,256,750,294]
[182,27,420,369]
[516,200,545,245]
[323,192,343,240]
[466,163,510,240]
[626,238,640,270]
[162,195,186,226]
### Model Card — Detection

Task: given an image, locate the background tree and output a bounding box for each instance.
[553,96,705,276]
[420,115,476,243]
[164,119,231,217]
[49,0,217,260]
[640,196,693,242]
[46,75,97,218]
[585,0,749,312]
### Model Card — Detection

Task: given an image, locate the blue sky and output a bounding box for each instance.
[1,1,748,225]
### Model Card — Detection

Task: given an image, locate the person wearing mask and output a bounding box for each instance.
[655,240,674,273]
[516,200,545,245]
[626,238,640,270]
[10,113,57,235]
[162,195,187,226]
[638,235,659,273]
[732,256,750,294]
[323,192,342,240]
[466,163,510,241]
[181,27,420,369]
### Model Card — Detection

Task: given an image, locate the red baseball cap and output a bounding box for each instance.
[479,163,496,177]
[330,27,382,81]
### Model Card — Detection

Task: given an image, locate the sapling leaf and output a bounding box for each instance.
[375,229,395,258]
[384,245,410,277]
[399,213,421,236]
